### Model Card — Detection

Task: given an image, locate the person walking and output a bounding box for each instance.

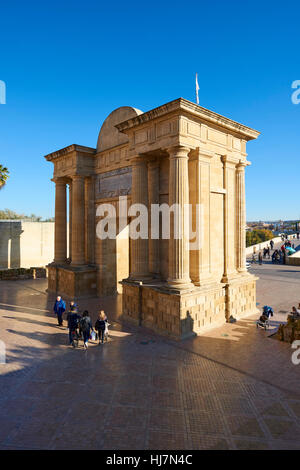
[95,310,108,345]
[67,308,81,347]
[258,251,263,265]
[69,300,78,312]
[80,310,93,349]
[270,240,274,250]
[53,296,66,326]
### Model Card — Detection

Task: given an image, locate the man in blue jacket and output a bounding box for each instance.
[53,296,66,326]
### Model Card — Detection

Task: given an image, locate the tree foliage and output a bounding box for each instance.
[0,209,54,221]
[0,164,9,189]
[246,229,274,247]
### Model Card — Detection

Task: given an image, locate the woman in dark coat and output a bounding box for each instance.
[95,310,108,345]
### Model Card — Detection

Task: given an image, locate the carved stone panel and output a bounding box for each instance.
[96,167,132,199]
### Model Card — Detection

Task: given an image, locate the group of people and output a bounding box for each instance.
[251,236,297,265]
[290,304,300,320]
[53,296,109,349]
[257,302,300,329]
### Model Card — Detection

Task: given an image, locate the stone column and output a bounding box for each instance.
[54,179,67,263]
[167,146,192,289]
[221,156,238,282]
[68,181,72,261]
[148,159,160,276]
[129,157,149,280]
[236,161,247,273]
[85,176,95,264]
[71,175,85,266]
[189,149,213,286]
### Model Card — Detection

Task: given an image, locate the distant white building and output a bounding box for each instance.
[0,221,56,269]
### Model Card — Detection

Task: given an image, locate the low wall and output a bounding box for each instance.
[246,234,297,256]
[286,251,300,266]
[0,267,47,280]
[0,221,59,269]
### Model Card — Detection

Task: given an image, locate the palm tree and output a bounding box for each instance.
[0,164,9,189]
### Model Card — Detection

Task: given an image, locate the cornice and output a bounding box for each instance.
[115,98,260,141]
[44,144,96,162]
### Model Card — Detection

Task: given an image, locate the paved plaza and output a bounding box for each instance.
[0,240,300,450]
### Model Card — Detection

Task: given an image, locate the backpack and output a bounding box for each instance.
[80,316,90,332]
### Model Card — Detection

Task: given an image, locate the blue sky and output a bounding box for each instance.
[0,0,299,220]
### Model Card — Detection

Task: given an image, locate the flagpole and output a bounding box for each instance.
[195,73,199,105]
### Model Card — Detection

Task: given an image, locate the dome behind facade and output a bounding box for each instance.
[97,106,143,152]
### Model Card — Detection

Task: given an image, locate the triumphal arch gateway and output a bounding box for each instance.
[45,98,260,339]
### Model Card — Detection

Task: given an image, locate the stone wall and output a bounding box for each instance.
[122,277,257,339]
[0,221,56,269]
[122,282,226,339]
[0,267,47,280]
[226,277,257,320]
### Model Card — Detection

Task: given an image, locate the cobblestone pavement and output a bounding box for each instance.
[0,244,300,450]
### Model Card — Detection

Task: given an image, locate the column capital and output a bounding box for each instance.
[236,160,251,170]
[52,177,68,185]
[147,157,160,169]
[189,147,214,162]
[130,155,147,166]
[166,145,190,159]
[221,154,239,167]
[71,174,85,181]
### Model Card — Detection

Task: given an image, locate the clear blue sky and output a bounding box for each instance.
[0,0,299,220]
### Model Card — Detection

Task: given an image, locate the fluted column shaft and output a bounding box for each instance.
[221,156,238,281]
[236,162,247,272]
[167,146,192,289]
[71,175,85,265]
[148,159,160,276]
[85,176,95,264]
[189,149,213,286]
[68,182,72,260]
[54,180,67,263]
[129,158,149,279]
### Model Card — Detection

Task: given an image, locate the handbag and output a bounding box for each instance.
[90,331,96,341]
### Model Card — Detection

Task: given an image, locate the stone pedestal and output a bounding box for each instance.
[47,264,97,298]
[122,281,226,339]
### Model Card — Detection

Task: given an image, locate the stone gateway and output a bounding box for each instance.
[44,98,260,339]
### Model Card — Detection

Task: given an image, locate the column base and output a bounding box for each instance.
[221,271,241,284]
[128,273,153,282]
[54,258,67,264]
[71,261,86,267]
[237,267,248,274]
[193,273,217,288]
[167,278,194,292]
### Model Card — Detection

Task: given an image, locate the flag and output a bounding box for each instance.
[195,73,199,105]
